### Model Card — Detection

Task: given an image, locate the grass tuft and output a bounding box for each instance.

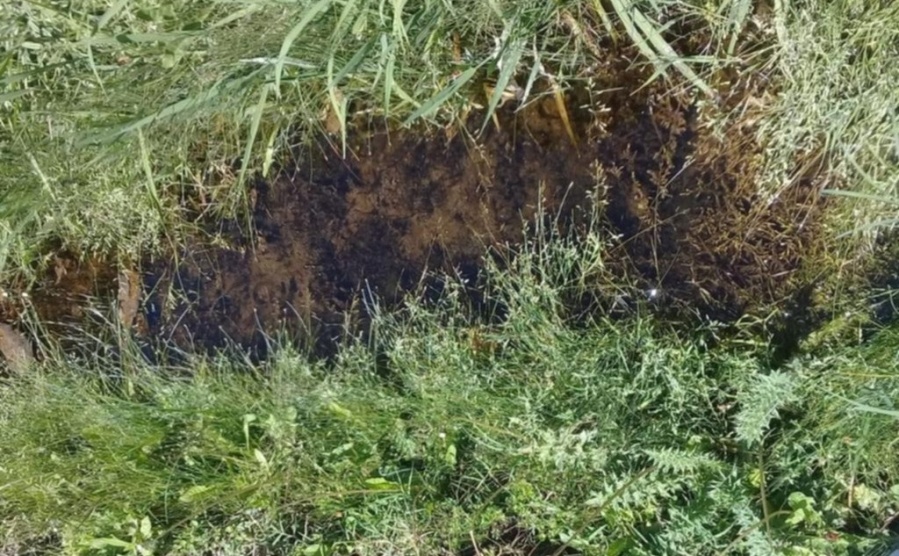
[0,223,894,554]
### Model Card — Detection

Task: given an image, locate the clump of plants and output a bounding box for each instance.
[1,222,897,555]
[2,0,899,554]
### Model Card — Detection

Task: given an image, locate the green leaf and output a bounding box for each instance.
[275,0,333,94]
[179,484,213,503]
[365,477,400,490]
[139,516,152,538]
[444,443,457,466]
[606,537,632,556]
[87,537,134,550]
[303,544,323,556]
[327,402,353,419]
[480,37,525,134]
[786,491,822,526]
[254,448,269,469]
[735,371,800,446]
[403,64,480,125]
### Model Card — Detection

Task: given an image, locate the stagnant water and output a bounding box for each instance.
[0,72,827,364]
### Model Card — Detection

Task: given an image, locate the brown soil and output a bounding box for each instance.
[0,50,827,363]
[149,100,600,353]
[0,253,119,365]
[141,73,825,355]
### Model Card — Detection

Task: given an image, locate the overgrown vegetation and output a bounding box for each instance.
[3,0,899,554]
[1,226,897,555]
[2,0,894,281]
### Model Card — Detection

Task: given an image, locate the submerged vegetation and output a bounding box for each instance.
[1,0,899,554]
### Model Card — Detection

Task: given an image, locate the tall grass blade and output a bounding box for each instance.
[835,219,899,238]
[551,78,577,147]
[821,189,899,204]
[391,0,409,46]
[211,5,263,29]
[725,0,753,55]
[275,0,333,94]
[327,55,348,156]
[480,38,525,135]
[137,131,163,219]
[589,0,618,39]
[78,69,263,145]
[519,39,543,106]
[608,0,663,69]
[609,0,714,96]
[333,39,375,86]
[333,0,361,41]
[403,65,480,125]
[83,31,201,47]
[237,83,270,195]
[379,35,417,112]
[0,63,70,86]
[137,131,176,256]
[0,90,29,103]
[629,6,714,96]
[839,396,899,419]
[95,0,129,31]
[377,33,392,111]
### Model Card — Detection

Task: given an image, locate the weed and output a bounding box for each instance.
[0,224,892,554]
[1,1,898,554]
[0,0,745,284]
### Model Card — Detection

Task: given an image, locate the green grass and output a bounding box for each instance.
[0,0,746,284]
[1,225,897,555]
[1,0,896,281]
[755,0,899,238]
[3,1,899,554]
[2,0,894,282]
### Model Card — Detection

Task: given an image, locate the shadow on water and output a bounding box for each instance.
[143,73,825,360]
[0,56,832,368]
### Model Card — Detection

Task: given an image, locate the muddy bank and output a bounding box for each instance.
[141,77,824,354]
[150,98,599,353]
[0,60,828,363]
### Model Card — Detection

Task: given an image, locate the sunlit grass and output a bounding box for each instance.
[757,0,899,238]
[0,0,742,283]
[0,224,893,554]
[3,0,894,282]
[2,2,899,553]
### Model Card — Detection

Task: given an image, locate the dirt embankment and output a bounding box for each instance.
[0,57,826,361]
[145,73,822,354]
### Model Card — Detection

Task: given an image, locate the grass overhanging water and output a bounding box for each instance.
[1,224,898,555]
[1,0,894,283]
[2,0,899,554]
